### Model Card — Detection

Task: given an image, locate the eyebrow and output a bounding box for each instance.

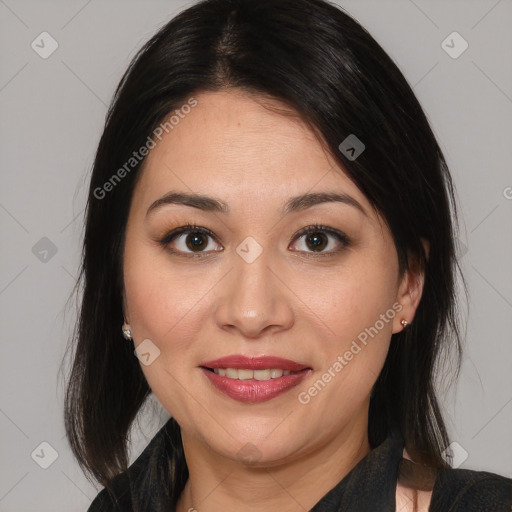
[146,191,367,217]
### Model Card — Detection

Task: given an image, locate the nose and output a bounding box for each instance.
[214,247,294,339]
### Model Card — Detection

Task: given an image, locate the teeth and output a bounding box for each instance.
[212,368,293,380]
[226,368,238,379]
[238,369,253,380]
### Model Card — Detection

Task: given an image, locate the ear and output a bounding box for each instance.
[392,238,429,334]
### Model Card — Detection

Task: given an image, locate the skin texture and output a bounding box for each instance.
[122,89,427,512]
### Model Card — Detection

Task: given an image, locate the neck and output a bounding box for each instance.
[175,411,371,512]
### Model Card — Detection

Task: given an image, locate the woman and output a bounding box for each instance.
[63,0,512,510]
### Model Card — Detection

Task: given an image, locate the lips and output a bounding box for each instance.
[199,355,312,403]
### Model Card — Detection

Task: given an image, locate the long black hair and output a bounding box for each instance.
[62,0,466,509]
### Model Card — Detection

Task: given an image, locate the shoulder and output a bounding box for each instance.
[430,467,512,511]
[86,471,133,511]
[87,418,176,511]
[398,451,511,512]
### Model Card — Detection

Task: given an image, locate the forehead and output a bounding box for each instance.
[132,90,373,219]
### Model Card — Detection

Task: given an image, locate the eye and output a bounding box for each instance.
[158,224,222,257]
[289,224,350,255]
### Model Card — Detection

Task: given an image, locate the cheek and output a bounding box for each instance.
[124,254,205,348]
[303,257,398,342]
[122,243,211,413]
[123,231,181,342]
[295,250,399,402]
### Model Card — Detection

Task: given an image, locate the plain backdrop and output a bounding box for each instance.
[0,0,511,510]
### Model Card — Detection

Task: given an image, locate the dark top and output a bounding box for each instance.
[87,418,512,511]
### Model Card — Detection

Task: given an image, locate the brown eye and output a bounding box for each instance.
[304,231,329,251]
[290,225,350,255]
[159,224,222,256]
[184,231,209,251]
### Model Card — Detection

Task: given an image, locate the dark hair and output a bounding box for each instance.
[62,0,467,508]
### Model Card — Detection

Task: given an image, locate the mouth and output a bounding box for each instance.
[199,355,312,403]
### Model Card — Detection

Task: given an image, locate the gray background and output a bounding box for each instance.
[1,0,511,510]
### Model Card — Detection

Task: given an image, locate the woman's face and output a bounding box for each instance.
[123,89,423,466]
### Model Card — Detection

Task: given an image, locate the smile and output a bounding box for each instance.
[199,355,312,403]
[209,368,295,380]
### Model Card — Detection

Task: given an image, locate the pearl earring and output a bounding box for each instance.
[122,323,132,340]
[401,319,408,328]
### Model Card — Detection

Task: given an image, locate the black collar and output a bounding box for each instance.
[311,429,404,511]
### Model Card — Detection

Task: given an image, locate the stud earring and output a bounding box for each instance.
[122,323,132,340]
[401,319,408,328]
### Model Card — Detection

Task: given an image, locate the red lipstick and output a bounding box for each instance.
[200,355,312,403]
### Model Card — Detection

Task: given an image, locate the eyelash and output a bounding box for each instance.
[157,223,350,259]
